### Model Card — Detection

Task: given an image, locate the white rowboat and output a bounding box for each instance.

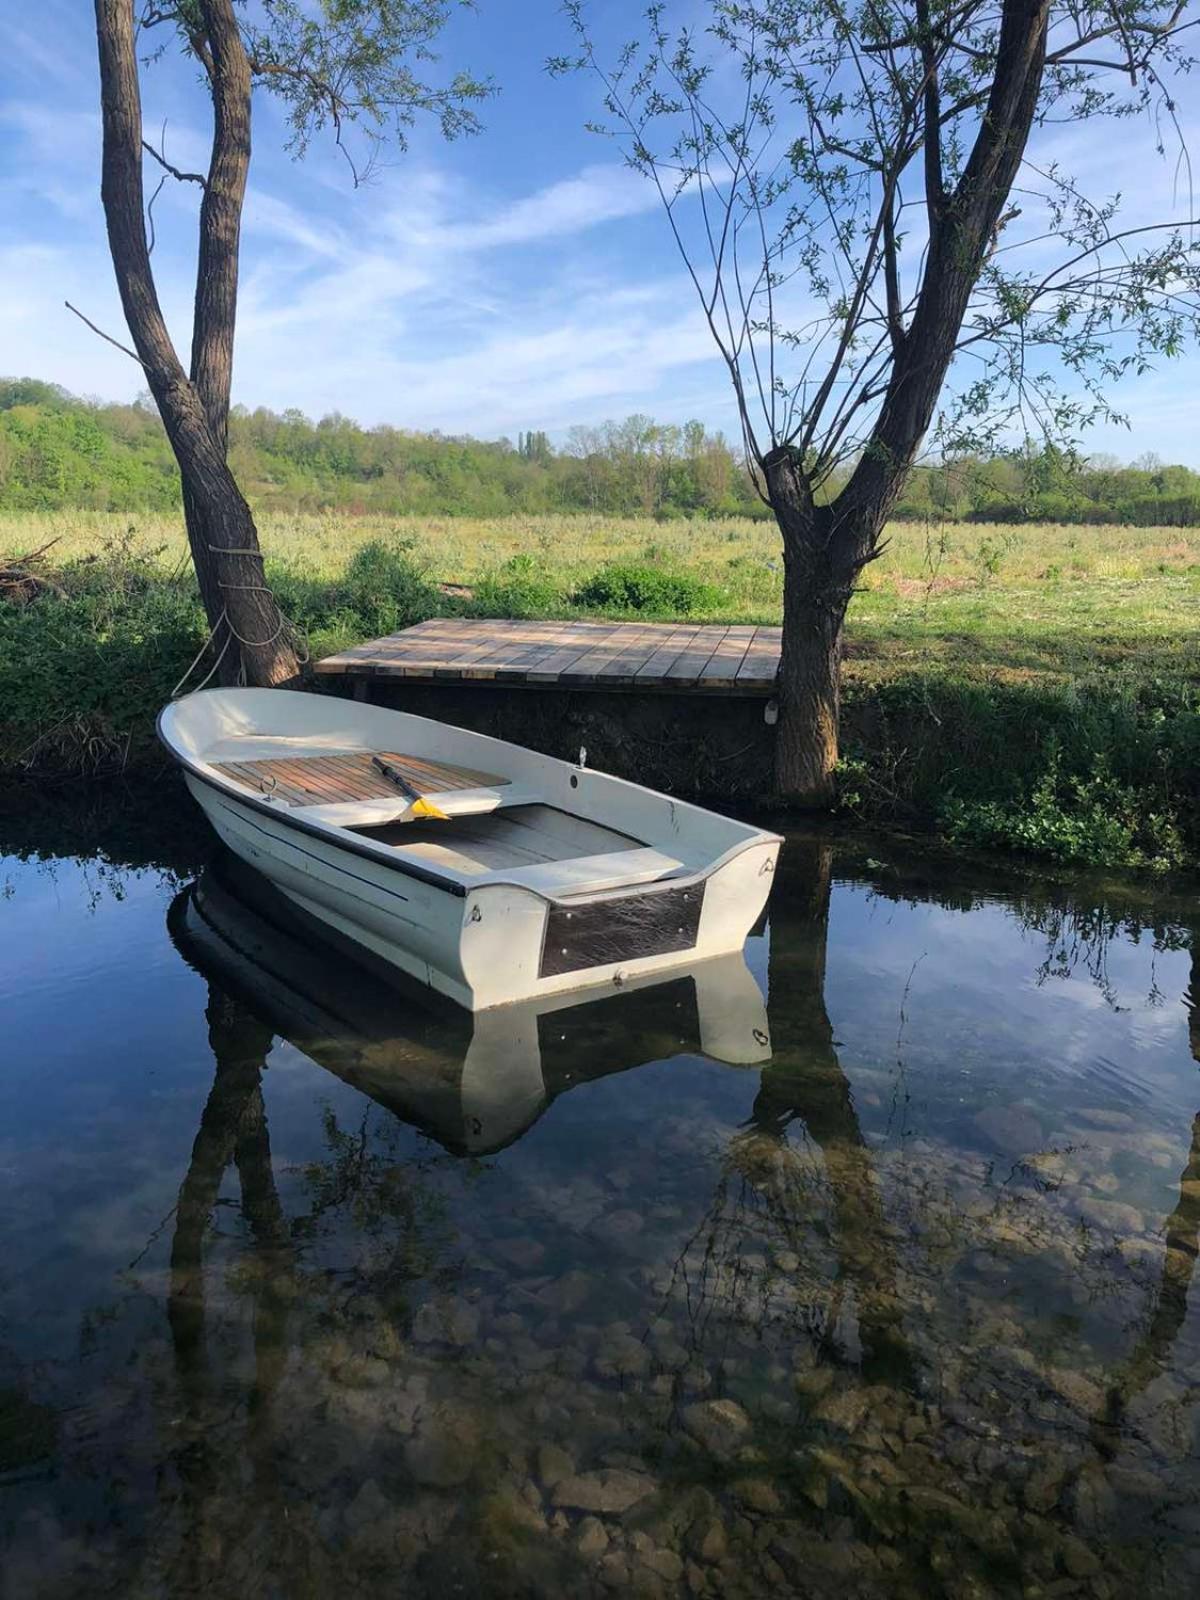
[159,687,781,1011]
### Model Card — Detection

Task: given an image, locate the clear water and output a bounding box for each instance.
[1,792,1198,1599]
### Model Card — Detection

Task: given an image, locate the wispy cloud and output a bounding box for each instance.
[436,162,660,249]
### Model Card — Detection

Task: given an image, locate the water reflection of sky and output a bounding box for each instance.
[2,831,1199,1599]
[828,878,1196,1126]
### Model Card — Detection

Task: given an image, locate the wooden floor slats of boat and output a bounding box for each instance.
[212,750,509,807]
[356,804,639,875]
[314,619,783,695]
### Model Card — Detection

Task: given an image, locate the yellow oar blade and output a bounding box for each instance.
[410,797,450,821]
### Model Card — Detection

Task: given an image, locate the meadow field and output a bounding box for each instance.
[10,508,1200,681]
[3,510,1198,868]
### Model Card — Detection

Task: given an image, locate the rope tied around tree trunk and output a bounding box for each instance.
[168,537,310,698]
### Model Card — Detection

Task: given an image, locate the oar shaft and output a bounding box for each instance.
[371,755,450,821]
[372,754,420,802]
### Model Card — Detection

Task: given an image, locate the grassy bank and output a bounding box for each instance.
[2,512,1197,869]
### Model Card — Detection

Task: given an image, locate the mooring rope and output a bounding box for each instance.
[169,541,309,699]
[171,607,234,698]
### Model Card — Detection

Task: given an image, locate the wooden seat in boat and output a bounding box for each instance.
[211,749,510,808]
[499,847,686,896]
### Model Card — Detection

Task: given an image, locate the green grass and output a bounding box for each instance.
[10,508,1199,657]
[2,511,1198,870]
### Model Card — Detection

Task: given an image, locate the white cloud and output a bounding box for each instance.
[436,162,660,249]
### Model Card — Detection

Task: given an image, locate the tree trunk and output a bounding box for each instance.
[765,448,872,804]
[93,0,297,687]
[774,550,846,805]
[192,0,250,450]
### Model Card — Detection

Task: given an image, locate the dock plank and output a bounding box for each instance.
[461,620,592,681]
[528,621,629,676]
[632,624,703,682]
[659,625,731,686]
[556,623,668,685]
[698,624,758,686]
[589,624,679,684]
[735,627,783,684]
[528,623,632,684]
[314,619,781,694]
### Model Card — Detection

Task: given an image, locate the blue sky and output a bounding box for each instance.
[2,0,1198,463]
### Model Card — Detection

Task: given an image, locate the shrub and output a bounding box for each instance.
[837,671,1199,868]
[269,537,441,650]
[572,562,724,615]
[0,536,445,774]
[940,752,1186,870]
[468,553,565,619]
[326,538,440,632]
[0,538,206,773]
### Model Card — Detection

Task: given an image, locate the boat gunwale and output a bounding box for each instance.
[157,702,783,907]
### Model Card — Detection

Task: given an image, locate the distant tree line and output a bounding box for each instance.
[893,444,1200,529]
[0,379,763,519]
[2,378,1198,526]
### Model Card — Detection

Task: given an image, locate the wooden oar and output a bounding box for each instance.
[372,756,450,820]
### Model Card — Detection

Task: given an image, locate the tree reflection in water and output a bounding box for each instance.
[157,971,291,1594]
[752,839,915,1387]
[1090,938,1200,1456]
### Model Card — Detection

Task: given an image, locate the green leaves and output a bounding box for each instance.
[143,1,493,179]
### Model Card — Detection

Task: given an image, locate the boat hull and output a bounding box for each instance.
[185,770,778,1011]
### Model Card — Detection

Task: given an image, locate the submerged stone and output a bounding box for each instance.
[974,1103,1043,1154]
[639,1546,685,1582]
[343,1477,390,1535]
[732,1477,783,1514]
[595,1333,652,1379]
[591,1208,645,1244]
[813,1386,871,1432]
[1059,1532,1102,1578]
[681,1398,752,1459]
[575,1516,610,1558]
[537,1442,575,1490]
[480,1481,547,1542]
[534,1270,596,1315]
[332,1351,391,1389]
[495,1236,547,1270]
[412,1294,480,1348]
[403,1400,485,1488]
[552,1469,658,1514]
[691,1516,728,1563]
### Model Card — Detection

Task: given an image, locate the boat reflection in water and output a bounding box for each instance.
[168,854,772,1156]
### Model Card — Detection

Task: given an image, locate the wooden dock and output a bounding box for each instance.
[315,619,782,695]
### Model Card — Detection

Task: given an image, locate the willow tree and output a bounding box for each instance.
[557,1,1199,801]
[91,0,489,686]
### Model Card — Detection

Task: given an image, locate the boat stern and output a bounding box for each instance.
[458,836,779,1009]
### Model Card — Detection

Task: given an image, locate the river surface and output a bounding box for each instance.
[1,788,1198,1599]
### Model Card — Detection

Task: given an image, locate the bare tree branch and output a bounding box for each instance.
[64,299,147,366]
[141,137,206,187]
